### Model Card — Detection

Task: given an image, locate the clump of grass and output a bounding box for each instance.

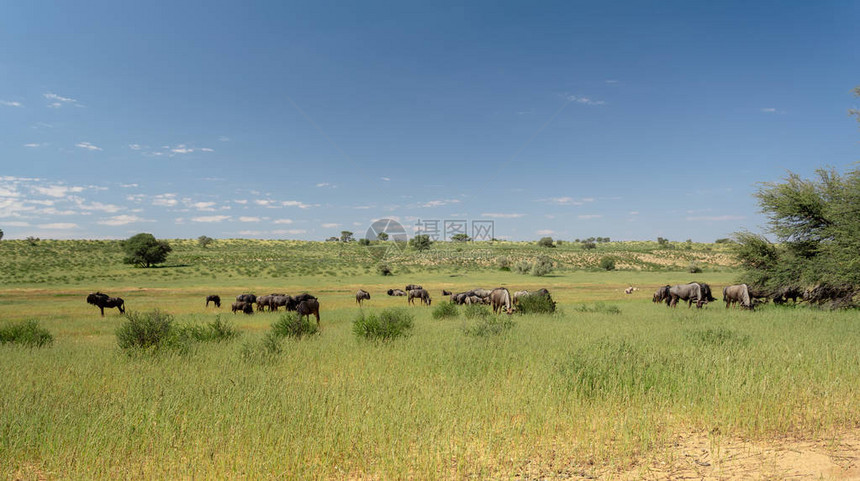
[179,316,239,343]
[462,315,515,337]
[431,302,459,319]
[463,303,490,320]
[353,308,414,341]
[116,309,175,351]
[573,302,622,314]
[240,332,283,363]
[271,312,319,339]
[0,320,54,348]
[686,327,750,348]
[516,294,557,314]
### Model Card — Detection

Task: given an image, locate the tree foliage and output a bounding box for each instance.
[122,233,172,268]
[537,236,555,248]
[410,234,432,251]
[197,235,214,248]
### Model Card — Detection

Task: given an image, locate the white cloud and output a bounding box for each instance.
[578,214,603,220]
[629,211,639,215]
[200,147,214,152]
[273,219,293,224]
[75,200,122,213]
[120,183,138,188]
[44,92,79,108]
[129,144,142,150]
[275,229,306,235]
[191,201,216,211]
[566,94,605,106]
[218,136,230,142]
[38,223,79,229]
[541,196,583,206]
[481,213,525,218]
[1,100,23,107]
[75,141,102,151]
[536,229,555,235]
[239,216,261,222]
[685,215,746,222]
[97,215,148,226]
[165,144,214,155]
[254,199,275,207]
[152,194,178,207]
[316,183,332,188]
[191,215,231,223]
[760,108,777,113]
[23,143,41,148]
[282,200,312,209]
[3,221,30,227]
[420,199,460,208]
[32,185,85,198]
[381,177,391,182]
[321,223,339,228]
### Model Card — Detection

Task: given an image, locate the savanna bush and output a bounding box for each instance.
[116,309,175,350]
[432,302,459,319]
[497,256,512,271]
[0,320,53,348]
[271,312,319,339]
[688,262,702,274]
[531,256,554,276]
[463,303,490,320]
[598,256,616,271]
[180,316,238,342]
[514,259,532,274]
[516,294,556,314]
[353,308,414,341]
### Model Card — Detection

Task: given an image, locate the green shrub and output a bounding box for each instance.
[462,315,515,337]
[581,241,597,250]
[0,320,53,348]
[240,332,283,362]
[497,256,512,271]
[116,309,175,350]
[377,263,392,276]
[180,316,238,342]
[353,308,414,341]
[432,302,459,319]
[598,256,616,271]
[514,260,532,274]
[272,312,320,339]
[688,262,702,273]
[531,256,554,277]
[537,237,555,248]
[516,294,556,314]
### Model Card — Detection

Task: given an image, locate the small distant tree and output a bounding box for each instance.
[26,236,39,246]
[531,256,554,276]
[410,234,432,252]
[197,235,214,248]
[599,257,616,271]
[340,231,354,243]
[451,233,470,242]
[377,232,389,241]
[358,238,371,246]
[657,237,670,246]
[581,241,597,250]
[325,236,339,242]
[555,239,564,246]
[714,238,733,244]
[0,228,4,241]
[122,233,172,268]
[378,263,392,276]
[537,237,555,248]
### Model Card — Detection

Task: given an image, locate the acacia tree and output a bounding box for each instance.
[410,234,432,251]
[123,233,172,268]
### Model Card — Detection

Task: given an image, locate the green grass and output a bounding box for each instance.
[0,239,858,479]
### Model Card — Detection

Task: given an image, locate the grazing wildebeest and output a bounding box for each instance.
[468,288,492,299]
[513,290,530,305]
[723,284,754,309]
[356,289,370,305]
[86,292,125,317]
[408,288,431,306]
[256,295,272,312]
[286,293,316,311]
[652,286,671,303]
[451,292,469,304]
[236,294,257,305]
[442,289,452,296]
[231,301,253,314]
[464,295,483,305]
[405,284,423,292]
[773,286,802,304]
[205,295,221,308]
[388,289,407,296]
[667,283,705,308]
[533,288,550,297]
[694,282,717,304]
[489,287,514,314]
[269,295,291,311]
[296,299,320,325]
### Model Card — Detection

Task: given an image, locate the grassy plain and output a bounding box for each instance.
[1,239,858,479]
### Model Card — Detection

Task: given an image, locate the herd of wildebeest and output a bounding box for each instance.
[83,280,819,321]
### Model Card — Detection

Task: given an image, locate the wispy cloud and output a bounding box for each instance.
[97,215,149,226]
[381,177,391,182]
[128,144,142,150]
[282,200,312,209]
[578,214,603,219]
[538,196,593,206]
[239,216,261,222]
[218,136,230,142]
[191,215,231,223]
[316,182,335,188]
[481,212,525,218]
[38,222,79,229]
[44,92,80,108]
[536,229,555,235]
[321,223,339,228]
[32,184,86,198]
[273,219,293,224]
[75,141,102,151]
[23,143,41,148]
[1,100,23,107]
[191,201,216,211]
[152,194,178,207]
[565,94,605,106]
[420,199,461,208]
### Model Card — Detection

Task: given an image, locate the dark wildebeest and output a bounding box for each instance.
[489,287,514,314]
[773,286,802,304]
[408,288,431,306]
[388,289,407,296]
[269,295,291,311]
[451,292,469,304]
[667,283,706,308]
[286,293,316,311]
[296,299,320,326]
[653,285,671,303]
[231,301,253,314]
[468,288,492,299]
[442,289,452,296]
[405,284,423,292]
[723,284,754,309]
[694,282,717,304]
[356,289,371,305]
[86,292,125,317]
[464,295,483,305]
[205,295,221,308]
[236,294,257,305]
[256,295,272,312]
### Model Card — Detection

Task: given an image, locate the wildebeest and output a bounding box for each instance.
[86,292,125,316]
[405,284,423,292]
[442,289,452,296]
[205,295,221,308]
[723,284,754,309]
[286,293,316,311]
[388,289,407,296]
[231,301,253,314]
[296,299,320,325]
[356,289,370,305]
[652,286,671,303]
[269,295,291,311]
[695,282,717,304]
[464,295,483,305]
[489,287,514,314]
[773,286,802,304]
[667,283,705,308]
[513,290,530,305]
[408,288,431,306]
[256,295,272,312]
[450,292,469,304]
[236,293,257,305]
[468,288,492,299]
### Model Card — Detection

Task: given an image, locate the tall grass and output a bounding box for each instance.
[0,320,53,347]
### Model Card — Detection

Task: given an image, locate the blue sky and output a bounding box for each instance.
[1,1,857,241]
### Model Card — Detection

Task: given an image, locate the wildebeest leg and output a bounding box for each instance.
[99,306,105,316]
[119,304,125,314]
